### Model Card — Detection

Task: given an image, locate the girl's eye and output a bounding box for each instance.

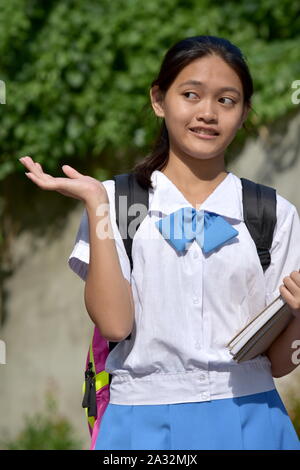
[219,97,236,105]
[183,92,236,105]
[183,92,198,99]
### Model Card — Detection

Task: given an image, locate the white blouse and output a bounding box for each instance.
[68,170,300,405]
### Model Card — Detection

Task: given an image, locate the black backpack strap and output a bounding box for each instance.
[241,177,277,272]
[113,173,149,271]
[107,173,149,384]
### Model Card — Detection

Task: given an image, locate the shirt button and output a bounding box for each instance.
[193,251,199,259]
[199,373,206,381]
[201,392,209,400]
[193,297,199,304]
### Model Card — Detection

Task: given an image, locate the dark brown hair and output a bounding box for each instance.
[132,35,254,189]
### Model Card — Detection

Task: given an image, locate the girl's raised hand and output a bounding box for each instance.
[19,156,109,204]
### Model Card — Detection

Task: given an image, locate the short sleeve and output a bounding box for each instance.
[264,194,300,305]
[68,179,131,283]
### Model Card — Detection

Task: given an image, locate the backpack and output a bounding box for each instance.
[81,172,277,449]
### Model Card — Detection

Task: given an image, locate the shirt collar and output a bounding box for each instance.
[149,170,244,221]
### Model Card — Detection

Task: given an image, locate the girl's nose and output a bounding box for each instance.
[195,100,217,122]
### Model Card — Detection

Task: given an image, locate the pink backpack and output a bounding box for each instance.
[82,327,110,450]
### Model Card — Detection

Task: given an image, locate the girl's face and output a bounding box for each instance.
[150,54,250,165]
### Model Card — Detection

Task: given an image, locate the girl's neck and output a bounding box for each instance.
[160,156,228,194]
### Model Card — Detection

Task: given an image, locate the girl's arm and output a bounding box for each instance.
[18,157,134,341]
[84,195,134,342]
[266,271,300,378]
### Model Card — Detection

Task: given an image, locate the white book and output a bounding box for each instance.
[226,294,294,363]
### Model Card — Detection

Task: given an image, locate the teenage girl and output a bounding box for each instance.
[19,35,300,450]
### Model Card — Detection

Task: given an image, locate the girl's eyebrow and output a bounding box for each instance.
[177,80,241,97]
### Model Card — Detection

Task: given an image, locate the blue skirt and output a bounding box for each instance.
[94,388,300,450]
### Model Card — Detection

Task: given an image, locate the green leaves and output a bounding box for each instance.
[0,0,299,180]
[0,392,83,450]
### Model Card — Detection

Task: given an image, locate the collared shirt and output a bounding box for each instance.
[68,170,300,405]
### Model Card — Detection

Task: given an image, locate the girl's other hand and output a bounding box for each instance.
[19,156,109,205]
[279,270,300,319]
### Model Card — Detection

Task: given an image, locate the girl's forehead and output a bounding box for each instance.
[172,55,243,91]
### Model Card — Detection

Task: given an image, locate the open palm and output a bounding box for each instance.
[19,156,108,204]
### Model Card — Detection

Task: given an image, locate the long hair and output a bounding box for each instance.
[131,35,254,190]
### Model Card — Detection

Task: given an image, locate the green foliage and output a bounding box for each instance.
[0,0,299,180]
[0,392,83,450]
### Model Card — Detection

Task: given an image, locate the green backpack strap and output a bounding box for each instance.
[240,177,277,272]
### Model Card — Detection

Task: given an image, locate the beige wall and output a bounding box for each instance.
[0,207,92,449]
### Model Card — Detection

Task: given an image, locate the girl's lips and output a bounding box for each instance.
[188,128,219,140]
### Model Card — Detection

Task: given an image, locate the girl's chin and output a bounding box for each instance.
[170,139,225,161]
[184,150,224,161]
[183,144,224,160]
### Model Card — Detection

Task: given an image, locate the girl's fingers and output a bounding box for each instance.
[20,157,99,201]
[20,156,53,179]
[25,171,82,195]
[24,172,57,190]
[282,275,300,296]
[61,165,84,178]
[20,157,84,180]
[20,158,79,184]
[20,156,44,178]
[280,284,300,312]
[35,162,44,174]
[24,167,64,191]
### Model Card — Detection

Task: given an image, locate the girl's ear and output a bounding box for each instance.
[150,85,165,118]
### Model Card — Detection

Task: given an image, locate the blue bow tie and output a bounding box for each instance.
[155,206,238,254]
